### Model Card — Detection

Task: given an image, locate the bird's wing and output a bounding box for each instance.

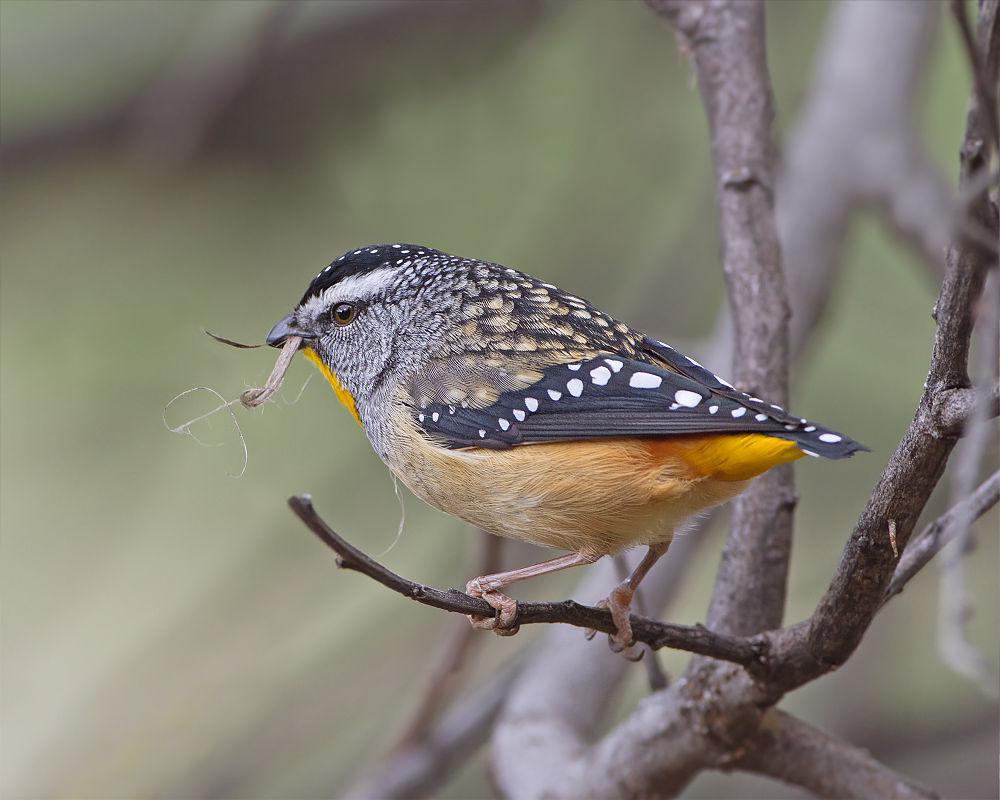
[407,352,866,458]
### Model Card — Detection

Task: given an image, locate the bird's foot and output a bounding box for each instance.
[585,584,643,661]
[466,577,520,636]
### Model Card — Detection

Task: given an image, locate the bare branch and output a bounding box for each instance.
[885,470,1000,603]
[768,0,1000,695]
[287,496,766,669]
[931,383,1000,436]
[650,0,793,640]
[734,710,940,800]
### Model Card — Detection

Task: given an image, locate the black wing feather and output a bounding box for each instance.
[411,354,867,459]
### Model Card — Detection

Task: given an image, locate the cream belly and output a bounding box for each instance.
[382,409,748,558]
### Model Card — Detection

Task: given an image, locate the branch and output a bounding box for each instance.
[884,470,1000,603]
[733,710,940,800]
[931,383,1000,436]
[652,0,792,641]
[768,0,1000,695]
[346,658,523,800]
[287,496,766,670]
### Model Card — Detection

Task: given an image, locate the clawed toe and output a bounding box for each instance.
[584,585,638,657]
[466,578,520,636]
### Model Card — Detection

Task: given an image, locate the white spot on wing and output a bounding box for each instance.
[731,407,747,418]
[513,409,526,421]
[818,432,842,443]
[479,429,486,438]
[567,363,582,371]
[629,372,662,389]
[590,366,612,385]
[708,405,719,414]
[674,390,701,407]
[498,418,510,430]
[547,389,562,401]
[755,413,768,422]
[567,378,584,397]
[525,397,539,412]
[604,358,624,373]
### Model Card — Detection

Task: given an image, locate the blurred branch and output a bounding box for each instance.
[0,2,544,169]
[779,0,952,302]
[733,710,939,800]
[346,657,523,800]
[126,1,299,162]
[884,469,999,603]
[768,0,999,697]
[951,0,1000,159]
[287,496,767,669]
[385,532,501,751]
[491,527,711,798]
[936,270,1000,698]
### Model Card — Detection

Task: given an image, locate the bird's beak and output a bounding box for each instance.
[266,315,314,348]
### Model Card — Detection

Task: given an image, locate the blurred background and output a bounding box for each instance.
[1,1,996,798]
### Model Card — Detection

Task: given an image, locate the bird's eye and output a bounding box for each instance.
[332,303,357,326]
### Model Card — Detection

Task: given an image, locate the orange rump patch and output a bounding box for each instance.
[646,433,803,482]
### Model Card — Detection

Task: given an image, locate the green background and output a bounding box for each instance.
[1,1,996,798]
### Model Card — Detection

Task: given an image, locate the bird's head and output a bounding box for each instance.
[266,244,468,419]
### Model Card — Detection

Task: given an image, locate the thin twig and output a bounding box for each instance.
[884,470,1000,603]
[287,495,768,671]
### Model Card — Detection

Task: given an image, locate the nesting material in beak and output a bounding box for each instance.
[241,336,302,408]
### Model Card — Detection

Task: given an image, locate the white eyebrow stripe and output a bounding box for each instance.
[299,267,400,317]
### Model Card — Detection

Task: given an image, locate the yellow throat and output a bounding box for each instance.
[303,347,362,426]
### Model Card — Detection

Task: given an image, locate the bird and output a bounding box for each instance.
[265,243,865,655]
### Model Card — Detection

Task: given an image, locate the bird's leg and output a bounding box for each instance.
[466,551,599,636]
[588,542,670,659]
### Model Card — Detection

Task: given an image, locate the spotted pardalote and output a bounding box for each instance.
[265,244,865,655]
